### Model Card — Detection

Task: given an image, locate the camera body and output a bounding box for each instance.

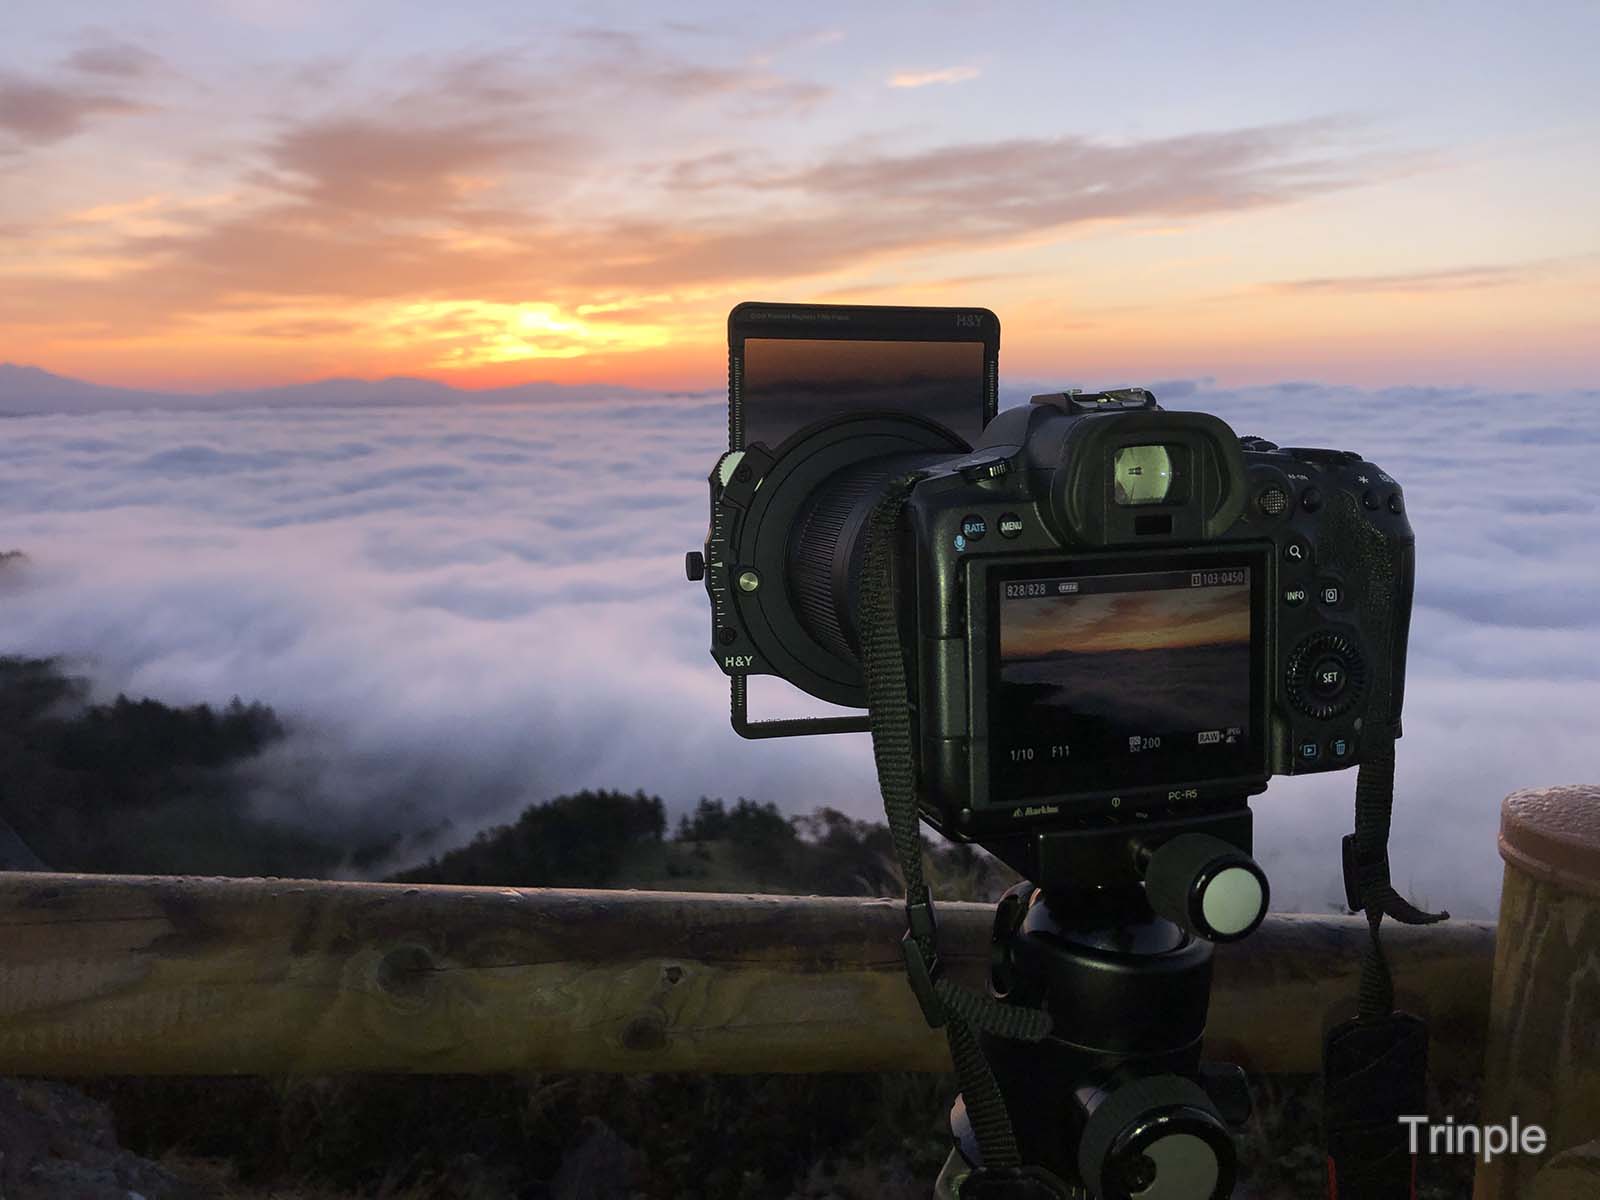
[698,386,1413,847]
[899,389,1413,844]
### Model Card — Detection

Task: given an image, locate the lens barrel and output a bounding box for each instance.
[786,451,948,662]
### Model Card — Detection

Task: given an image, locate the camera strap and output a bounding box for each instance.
[1324,526,1448,1198]
[857,473,1053,1177]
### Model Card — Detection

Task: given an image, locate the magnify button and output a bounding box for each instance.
[1283,536,1311,566]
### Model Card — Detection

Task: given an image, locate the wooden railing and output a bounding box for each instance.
[0,871,1493,1079]
[4,784,1598,1199]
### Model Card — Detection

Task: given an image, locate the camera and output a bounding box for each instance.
[688,303,1427,1198]
[690,303,1413,874]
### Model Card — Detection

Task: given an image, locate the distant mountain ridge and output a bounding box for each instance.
[0,363,698,416]
[0,364,181,414]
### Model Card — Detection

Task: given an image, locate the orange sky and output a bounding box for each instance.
[1003,584,1250,659]
[3,8,1597,392]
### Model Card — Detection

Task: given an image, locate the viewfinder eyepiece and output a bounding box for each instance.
[1112,444,1175,506]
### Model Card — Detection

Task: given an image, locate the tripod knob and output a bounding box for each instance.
[1078,1074,1235,1200]
[1143,833,1269,943]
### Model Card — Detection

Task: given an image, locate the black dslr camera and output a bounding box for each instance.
[687,303,1426,1199]
[690,301,1413,881]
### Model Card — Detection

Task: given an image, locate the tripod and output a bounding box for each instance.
[933,811,1269,1200]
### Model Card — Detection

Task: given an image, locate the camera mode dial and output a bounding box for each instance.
[1285,632,1366,721]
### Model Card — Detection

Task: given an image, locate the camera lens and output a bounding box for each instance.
[788,453,942,661]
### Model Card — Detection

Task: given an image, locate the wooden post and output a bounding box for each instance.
[1530,1139,1600,1199]
[1475,785,1600,1199]
[0,872,1494,1079]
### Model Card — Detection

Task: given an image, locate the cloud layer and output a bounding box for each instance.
[2,384,1596,915]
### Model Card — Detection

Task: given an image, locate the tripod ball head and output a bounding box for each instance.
[1142,833,1269,943]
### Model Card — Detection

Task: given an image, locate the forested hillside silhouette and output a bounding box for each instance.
[0,656,327,875]
[0,656,1010,900]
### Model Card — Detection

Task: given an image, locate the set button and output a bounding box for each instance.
[1309,655,1349,699]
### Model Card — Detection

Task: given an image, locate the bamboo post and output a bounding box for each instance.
[1475,785,1600,1199]
[0,872,1492,1079]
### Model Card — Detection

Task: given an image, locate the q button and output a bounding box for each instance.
[1283,535,1312,568]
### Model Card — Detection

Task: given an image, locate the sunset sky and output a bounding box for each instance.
[1002,583,1250,659]
[3,1,1597,393]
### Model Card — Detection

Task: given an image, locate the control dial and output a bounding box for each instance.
[1285,631,1366,720]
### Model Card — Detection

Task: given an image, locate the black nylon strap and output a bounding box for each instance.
[1327,573,1446,1198]
[1345,719,1448,1018]
[855,474,1051,1177]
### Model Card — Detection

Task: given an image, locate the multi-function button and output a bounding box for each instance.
[1257,485,1290,516]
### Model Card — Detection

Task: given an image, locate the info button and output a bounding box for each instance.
[1283,586,1308,608]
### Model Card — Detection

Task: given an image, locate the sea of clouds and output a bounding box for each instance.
[1,383,1596,915]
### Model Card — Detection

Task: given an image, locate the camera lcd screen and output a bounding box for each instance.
[989,557,1265,800]
[741,337,987,450]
